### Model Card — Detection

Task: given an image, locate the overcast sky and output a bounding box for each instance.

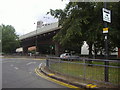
[0,0,69,36]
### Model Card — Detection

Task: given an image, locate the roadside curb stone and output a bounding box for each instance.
[40,66,99,89]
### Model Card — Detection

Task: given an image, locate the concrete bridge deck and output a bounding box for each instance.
[19,22,60,40]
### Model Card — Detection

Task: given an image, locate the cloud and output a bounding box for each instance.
[0,0,69,35]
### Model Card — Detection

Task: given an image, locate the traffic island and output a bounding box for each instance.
[39,65,120,89]
[45,57,120,89]
[39,66,100,89]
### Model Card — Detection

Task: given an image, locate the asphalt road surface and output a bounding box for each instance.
[2,58,66,88]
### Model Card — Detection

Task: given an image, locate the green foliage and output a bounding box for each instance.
[50,62,119,84]
[109,2,120,48]
[48,2,119,56]
[1,24,20,54]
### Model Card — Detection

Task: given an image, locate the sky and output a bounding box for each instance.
[0,0,69,36]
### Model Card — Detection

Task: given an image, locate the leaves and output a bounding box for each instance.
[48,2,119,55]
[1,24,20,53]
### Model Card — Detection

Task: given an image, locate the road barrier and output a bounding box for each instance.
[46,57,120,87]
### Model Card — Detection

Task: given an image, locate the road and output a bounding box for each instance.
[2,58,66,88]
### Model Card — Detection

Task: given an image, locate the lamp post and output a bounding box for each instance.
[35,29,37,58]
[43,16,51,55]
[34,23,37,58]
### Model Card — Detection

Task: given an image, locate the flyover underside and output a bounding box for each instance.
[21,29,63,56]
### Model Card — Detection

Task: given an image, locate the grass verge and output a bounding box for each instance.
[49,62,119,85]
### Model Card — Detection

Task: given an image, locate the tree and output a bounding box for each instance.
[1,24,20,54]
[48,2,93,54]
[48,2,103,56]
[48,2,120,58]
[82,2,120,57]
[109,2,120,53]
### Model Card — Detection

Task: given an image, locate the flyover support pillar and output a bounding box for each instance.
[23,46,28,55]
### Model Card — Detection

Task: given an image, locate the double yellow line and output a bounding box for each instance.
[86,84,97,88]
[35,68,81,89]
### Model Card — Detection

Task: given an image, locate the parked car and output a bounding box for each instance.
[0,52,4,55]
[60,53,71,58]
[60,53,80,60]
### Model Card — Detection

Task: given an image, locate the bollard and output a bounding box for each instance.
[46,59,49,67]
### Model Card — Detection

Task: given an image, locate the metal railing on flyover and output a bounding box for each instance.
[46,57,120,87]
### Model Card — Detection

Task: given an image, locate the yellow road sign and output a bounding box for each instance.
[103,28,108,31]
[103,28,108,33]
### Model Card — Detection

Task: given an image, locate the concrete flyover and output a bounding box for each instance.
[19,22,63,56]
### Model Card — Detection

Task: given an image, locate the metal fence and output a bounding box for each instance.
[46,57,120,87]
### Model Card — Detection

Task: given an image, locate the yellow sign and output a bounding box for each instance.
[103,28,108,33]
[103,28,108,31]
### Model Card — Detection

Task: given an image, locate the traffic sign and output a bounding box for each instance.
[103,28,108,33]
[102,8,111,23]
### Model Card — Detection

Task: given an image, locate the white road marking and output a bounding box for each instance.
[26,62,36,65]
[29,72,32,74]
[10,64,13,67]
[14,67,19,70]
[39,63,42,69]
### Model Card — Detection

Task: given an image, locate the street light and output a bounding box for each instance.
[34,23,37,58]
[43,16,52,55]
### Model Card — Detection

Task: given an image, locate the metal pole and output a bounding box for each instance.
[104,2,109,82]
[46,59,49,67]
[35,27,37,58]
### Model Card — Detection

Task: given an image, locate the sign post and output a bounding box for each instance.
[103,2,111,82]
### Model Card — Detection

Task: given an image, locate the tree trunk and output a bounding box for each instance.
[88,43,93,58]
[94,48,97,59]
[88,42,93,66]
[100,50,103,56]
[118,48,120,58]
[79,46,81,55]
